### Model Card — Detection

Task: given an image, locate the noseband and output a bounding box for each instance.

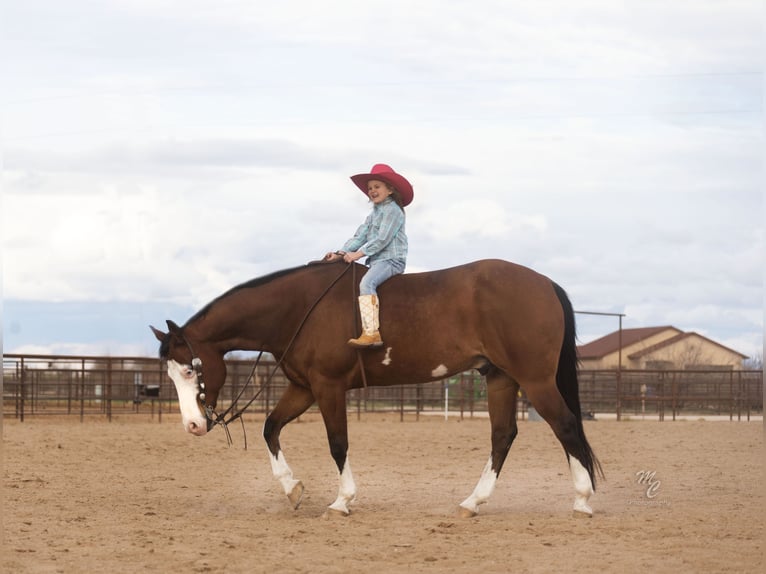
[184,345,219,432]
[191,357,217,427]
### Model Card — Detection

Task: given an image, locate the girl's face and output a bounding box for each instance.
[366,180,393,205]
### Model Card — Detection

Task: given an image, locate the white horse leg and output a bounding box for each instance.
[569,456,594,516]
[326,459,357,515]
[459,456,497,517]
[268,449,304,509]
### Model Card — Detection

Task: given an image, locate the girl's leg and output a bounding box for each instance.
[349,259,405,348]
[359,259,405,295]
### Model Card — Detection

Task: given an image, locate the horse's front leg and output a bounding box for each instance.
[316,386,356,516]
[263,382,315,509]
[328,459,356,516]
[268,450,304,510]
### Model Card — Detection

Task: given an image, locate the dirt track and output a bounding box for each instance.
[3,414,763,573]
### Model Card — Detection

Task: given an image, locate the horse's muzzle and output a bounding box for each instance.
[185,418,209,436]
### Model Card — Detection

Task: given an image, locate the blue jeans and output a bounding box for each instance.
[359,258,405,296]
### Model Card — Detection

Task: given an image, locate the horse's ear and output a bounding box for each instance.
[150,325,167,342]
[166,320,182,335]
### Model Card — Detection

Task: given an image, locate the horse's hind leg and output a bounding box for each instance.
[263,382,315,510]
[525,383,595,516]
[459,368,519,517]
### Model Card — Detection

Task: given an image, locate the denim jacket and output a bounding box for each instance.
[342,197,407,263]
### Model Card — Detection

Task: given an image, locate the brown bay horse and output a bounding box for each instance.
[151,259,602,517]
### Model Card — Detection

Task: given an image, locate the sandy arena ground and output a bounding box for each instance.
[3,414,763,573]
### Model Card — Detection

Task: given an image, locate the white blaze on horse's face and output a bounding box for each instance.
[167,359,208,436]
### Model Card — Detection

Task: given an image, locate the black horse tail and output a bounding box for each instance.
[551,281,604,489]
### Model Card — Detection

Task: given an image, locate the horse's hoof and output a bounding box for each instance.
[457,505,478,519]
[572,499,593,517]
[322,507,350,520]
[287,481,304,509]
[572,509,593,518]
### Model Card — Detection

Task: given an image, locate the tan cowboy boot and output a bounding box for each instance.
[348,295,384,348]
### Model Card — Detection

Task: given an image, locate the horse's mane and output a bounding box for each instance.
[185,263,325,325]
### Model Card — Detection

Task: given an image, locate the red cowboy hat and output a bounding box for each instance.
[350,163,414,207]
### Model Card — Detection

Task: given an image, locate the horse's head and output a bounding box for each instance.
[150,320,227,436]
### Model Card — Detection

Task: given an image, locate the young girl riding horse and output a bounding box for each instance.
[325,163,413,348]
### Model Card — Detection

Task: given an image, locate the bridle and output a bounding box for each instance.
[177,339,217,431]
[175,261,355,446]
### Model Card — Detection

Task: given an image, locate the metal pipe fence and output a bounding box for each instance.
[3,354,762,422]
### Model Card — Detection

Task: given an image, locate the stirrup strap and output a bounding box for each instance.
[356,351,369,388]
[351,264,369,389]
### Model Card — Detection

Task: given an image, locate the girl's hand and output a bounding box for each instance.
[324,251,342,262]
[343,251,364,263]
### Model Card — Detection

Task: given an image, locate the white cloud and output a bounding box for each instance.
[2,0,762,359]
[418,199,547,242]
[11,341,151,357]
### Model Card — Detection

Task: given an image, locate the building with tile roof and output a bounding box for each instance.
[577,326,748,370]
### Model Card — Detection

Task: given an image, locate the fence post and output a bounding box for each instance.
[444,381,448,421]
[79,359,85,422]
[19,357,26,422]
[416,383,421,421]
[614,369,622,421]
[671,372,677,421]
[67,371,74,415]
[615,370,622,421]
[106,358,113,422]
[356,388,361,421]
[469,374,475,418]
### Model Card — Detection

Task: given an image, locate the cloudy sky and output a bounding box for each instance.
[2,1,763,362]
